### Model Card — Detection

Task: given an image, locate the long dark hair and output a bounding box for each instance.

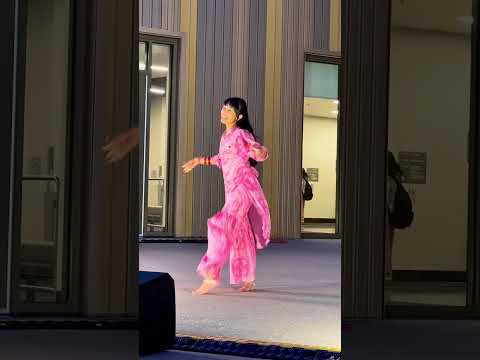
[388,151,402,181]
[224,97,257,167]
[302,168,309,181]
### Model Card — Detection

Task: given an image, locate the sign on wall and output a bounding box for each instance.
[306,168,319,182]
[398,151,427,184]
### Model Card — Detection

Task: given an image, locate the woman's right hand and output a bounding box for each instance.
[182,157,200,174]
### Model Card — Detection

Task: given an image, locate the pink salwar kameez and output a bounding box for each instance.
[196,127,271,285]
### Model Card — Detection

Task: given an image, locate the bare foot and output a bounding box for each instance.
[192,279,218,295]
[239,281,255,292]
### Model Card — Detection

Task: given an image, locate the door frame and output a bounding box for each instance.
[467,0,480,313]
[0,0,20,314]
[139,33,179,238]
[301,51,343,240]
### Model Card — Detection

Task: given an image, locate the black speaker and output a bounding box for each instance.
[139,271,176,355]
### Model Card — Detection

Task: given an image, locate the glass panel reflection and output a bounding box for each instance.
[385,0,471,307]
[18,0,71,304]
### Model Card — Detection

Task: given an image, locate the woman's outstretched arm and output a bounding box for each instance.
[182,154,221,173]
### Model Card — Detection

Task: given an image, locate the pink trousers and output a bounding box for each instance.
[197,185,256,284]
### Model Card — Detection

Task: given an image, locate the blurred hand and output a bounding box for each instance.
[102,128,139,163]
[182,158,200,174]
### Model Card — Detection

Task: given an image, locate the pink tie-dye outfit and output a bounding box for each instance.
[197,127,271,284]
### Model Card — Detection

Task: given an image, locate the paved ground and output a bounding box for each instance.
[140,239,342,351]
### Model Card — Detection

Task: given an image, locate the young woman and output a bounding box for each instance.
[182,97,271,295]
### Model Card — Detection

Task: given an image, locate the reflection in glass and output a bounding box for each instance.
[302,61,339,235]
[18,0,71,304]
[385,0,471,307]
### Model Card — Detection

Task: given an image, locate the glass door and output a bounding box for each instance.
[139,37,177,237]
[11,0,74,313]
[385,0,473,310]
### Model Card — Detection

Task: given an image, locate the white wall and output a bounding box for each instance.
[389,29,470,271]
[302,116,337,219]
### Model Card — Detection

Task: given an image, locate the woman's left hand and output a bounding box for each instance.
[252,146,268,160]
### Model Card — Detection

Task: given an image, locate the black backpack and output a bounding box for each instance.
[389,177,414,229]
[303,180,313,201]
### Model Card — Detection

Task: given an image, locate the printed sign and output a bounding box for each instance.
[398,151,427,184]
[306,168,319,182]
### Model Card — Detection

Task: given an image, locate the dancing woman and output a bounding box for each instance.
[182,97,271,295]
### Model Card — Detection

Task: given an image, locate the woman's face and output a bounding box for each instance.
[220,104,238,126]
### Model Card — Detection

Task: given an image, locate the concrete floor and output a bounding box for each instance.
[140,239,342,351]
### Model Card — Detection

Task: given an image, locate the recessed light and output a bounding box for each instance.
[150,87,166,95]
[151,65,169,72]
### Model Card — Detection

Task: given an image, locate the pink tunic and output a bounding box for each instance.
[196,127,271,284]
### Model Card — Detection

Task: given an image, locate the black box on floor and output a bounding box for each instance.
[139,271,176,355]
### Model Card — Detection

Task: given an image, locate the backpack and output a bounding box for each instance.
[303,180,313,201]
[389,177,414,229]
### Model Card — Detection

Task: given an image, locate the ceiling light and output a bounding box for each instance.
[151,65,169,72]
[150,87,166,95]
